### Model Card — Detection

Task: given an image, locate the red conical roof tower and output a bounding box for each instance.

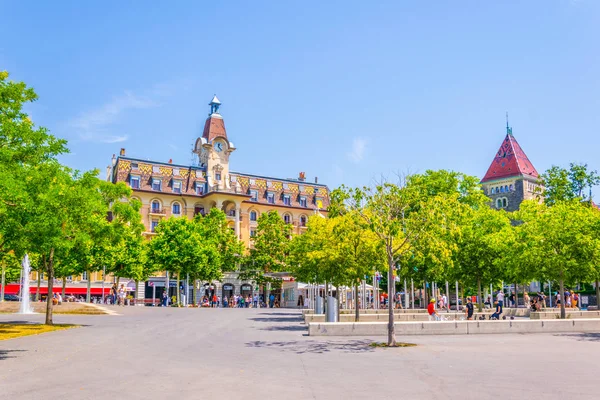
[201,95,228,142]
[481,125,539,183]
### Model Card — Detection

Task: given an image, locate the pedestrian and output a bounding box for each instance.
[223,296,228,308]
[555,292,561,307]
[212,294,217,308]
[269,293,275,308]
[442,293,448,311]
[118,284,126,307]
[465,297,474,320]
[428,299,439,321]
[524,292,530,308]
[509,291,516,308]
[572,291,579,309]
[484,295,491,309]
[490,301,502,320]
[253,293,258,308]
[162,291,168,306]
[496,289,505,312]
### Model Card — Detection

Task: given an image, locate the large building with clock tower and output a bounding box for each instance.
[108,96,330,302]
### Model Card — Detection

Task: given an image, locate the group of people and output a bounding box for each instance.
[555,290,579,308]
[159,291,280,308]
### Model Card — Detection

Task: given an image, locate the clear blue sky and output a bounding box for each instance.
[1,0,599,193]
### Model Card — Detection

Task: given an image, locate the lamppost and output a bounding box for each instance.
[101,265,106,304]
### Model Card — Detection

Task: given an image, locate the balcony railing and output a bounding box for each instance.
[149,208,166,215]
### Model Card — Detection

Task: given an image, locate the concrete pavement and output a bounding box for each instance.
[1,307,599,399]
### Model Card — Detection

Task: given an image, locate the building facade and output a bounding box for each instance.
[108,96,330,301]
[480,125,542,211]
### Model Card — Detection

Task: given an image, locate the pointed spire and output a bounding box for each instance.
[202,95,227,141]
[481,127,539,183]
[209,95,221,116]
[506,112,513,135]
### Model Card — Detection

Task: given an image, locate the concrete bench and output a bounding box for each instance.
[308,318,600,336]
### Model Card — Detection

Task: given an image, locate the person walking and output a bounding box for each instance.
[253,293,258,308]
[118,284,126,307]
[269,293,275,308]
[465,297,474,320]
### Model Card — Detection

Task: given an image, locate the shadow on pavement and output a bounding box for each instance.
[246,339,375,354]
[555,333,600,342]
[249,317,303,323]
[260,325,307,332]
[0,349,26,361]
[257,312,300,316]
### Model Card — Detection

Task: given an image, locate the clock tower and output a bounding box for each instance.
[194,95,236,191]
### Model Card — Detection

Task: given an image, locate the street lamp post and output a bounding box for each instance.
[101,266,106,304]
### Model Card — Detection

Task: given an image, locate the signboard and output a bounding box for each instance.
[223,284,234,290]
[581,296,589,305]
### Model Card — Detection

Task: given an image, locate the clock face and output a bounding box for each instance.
[214,142,223,152]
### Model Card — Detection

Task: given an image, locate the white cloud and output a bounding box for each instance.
[102,135,129,144]
[69,91,157,143]
[347,138,367,163]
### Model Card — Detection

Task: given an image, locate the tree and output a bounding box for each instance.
[246,211,292,299]
[518,200,600,318]
[452,206,513,311]
[332,173,462,346]
[541,163,600,205]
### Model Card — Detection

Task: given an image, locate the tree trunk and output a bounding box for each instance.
[86,270,91,303]
[387,257,396,346]
[45,248,55,325]
[559,278,566,319]
[323,280,328,318]
[355,284,360,322]
[477,278,483,312]
[176,273,180,306]
[596,279,600,311]
[1,264,5,303]
[62,278,66,299]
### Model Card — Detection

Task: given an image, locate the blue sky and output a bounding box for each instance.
[1,0,599,193]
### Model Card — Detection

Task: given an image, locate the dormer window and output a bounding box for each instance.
[196,183,204,196]
[283,195,291,206]
[250,190,258,202]
[267,193,275,204]
[173,180,182,194]
[299,197,307,208]
[130,175,140,189]
[152,179,162,191]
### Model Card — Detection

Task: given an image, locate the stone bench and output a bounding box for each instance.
[530,310,600,319]
[308,319,600,336]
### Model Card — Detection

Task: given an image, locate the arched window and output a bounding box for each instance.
[172,202,181,215]
[500,186,504,193]
[250,211,257,221]
[504,185,509,192]
[503,198,508,208]
[151,200,161,213]
[283,214,291,224]
[496,198,503,208]
[509,184,514,191]
[490,187,495,194]
[300,215,307,227]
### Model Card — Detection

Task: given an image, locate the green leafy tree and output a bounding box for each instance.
[246,211,292,299]
[517,200,600,318]
[541,163,600,205]
[332,173,462,346]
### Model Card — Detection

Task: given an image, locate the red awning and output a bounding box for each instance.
[1,284,110,296]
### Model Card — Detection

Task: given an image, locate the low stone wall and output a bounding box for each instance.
[530,310,600,319]
[308,319,600,336]
[301,309,429,316]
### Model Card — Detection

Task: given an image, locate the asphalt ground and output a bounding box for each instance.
[1,306,599,399]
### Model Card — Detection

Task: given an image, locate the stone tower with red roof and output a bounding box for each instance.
[480,124,542,211]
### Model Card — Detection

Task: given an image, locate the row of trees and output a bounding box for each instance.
[284,168,600,346]
[0,71,153,324]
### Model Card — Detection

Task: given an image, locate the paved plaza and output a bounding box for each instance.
[1,307,599,399]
